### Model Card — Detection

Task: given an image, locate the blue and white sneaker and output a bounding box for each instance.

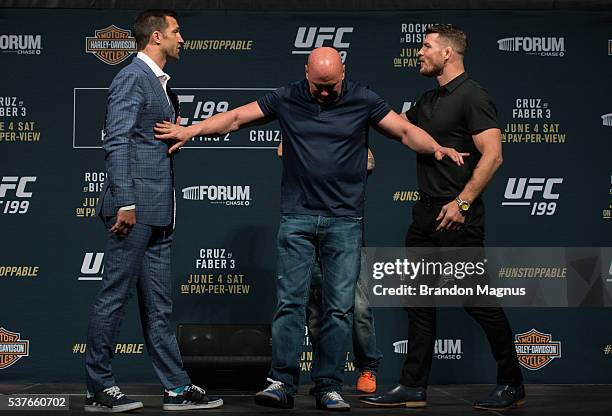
[254,378,294,409]
[84,386,144,413]
[162,384,223,411]
[316,391,351,411]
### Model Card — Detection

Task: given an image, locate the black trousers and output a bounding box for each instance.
[400,198,523,388]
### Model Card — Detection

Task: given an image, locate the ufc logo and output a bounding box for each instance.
[0,176,36,198]
[292,27,353,62]
[79,252,104,281]
[504,178,563,200]
[294,27,353,49]
[502,178,563,216]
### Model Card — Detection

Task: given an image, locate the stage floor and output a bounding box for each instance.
[0,384,609,415]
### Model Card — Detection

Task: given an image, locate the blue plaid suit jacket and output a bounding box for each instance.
[98,57,177,227]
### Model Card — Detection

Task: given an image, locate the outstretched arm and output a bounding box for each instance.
[376,110,468,165]
[155,101,265,154]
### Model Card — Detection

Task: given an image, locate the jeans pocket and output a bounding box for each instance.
[346,216,364,222]
[280,213,310,222]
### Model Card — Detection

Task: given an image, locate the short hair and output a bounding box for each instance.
[133,9,178,51]
[425,24,468,56]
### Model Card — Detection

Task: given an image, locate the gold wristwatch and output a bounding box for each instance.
[456,197,471,214]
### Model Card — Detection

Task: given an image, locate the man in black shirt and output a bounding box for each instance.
[155,47,466,411]
[361,25,525,410]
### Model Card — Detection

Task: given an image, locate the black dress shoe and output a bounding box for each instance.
[473,384,525,410]
[360,384,426,408]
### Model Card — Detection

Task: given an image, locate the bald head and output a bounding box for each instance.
[307,47,344,79]
[305,47,345,105]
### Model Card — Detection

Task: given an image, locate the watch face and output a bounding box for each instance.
[460,202,470,211]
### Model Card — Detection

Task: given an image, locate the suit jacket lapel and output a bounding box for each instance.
[167,86,180,117]
[133,57,174,119]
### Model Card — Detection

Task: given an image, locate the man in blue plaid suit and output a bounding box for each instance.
[84,10,223,413]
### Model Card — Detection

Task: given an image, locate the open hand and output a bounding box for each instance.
[155,120,190,154]
[434,147,470,166]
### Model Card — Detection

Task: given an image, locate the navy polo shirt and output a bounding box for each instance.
[258,79,390,217]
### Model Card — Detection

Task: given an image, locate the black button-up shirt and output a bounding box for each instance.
[405,72,498,198]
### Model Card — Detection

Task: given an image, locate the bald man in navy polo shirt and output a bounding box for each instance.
[155,47,466,411]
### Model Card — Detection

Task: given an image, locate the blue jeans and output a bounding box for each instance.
[308,250,383,373]
[269,214,362,395]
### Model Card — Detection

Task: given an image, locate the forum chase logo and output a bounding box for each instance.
[514,329,561,370]
[0,34,42,55]
[182,185,251,206]
[393,339,462,360]
[497,37,565,57]
[85,25,137,65]
[0,327,29,369]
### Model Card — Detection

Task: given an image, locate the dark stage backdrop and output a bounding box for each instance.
[0,8,611,385]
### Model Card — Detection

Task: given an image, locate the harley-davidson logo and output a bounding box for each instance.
[85,25,137,65]
[514,329,561,370]
[0,327,30,370]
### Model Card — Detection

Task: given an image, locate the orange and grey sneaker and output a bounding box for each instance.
[356,371,377,394]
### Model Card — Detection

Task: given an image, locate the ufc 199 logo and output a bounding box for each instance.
[0,176,36,215]
[502,177,563,216]
[177,96,229,126]
[292,27,354,63]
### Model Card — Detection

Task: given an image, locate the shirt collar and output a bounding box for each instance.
[137,51,171,82]
[439,72,468,94]
[302,78,347,107]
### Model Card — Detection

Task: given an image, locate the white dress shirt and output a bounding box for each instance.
[136,51,171,104]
